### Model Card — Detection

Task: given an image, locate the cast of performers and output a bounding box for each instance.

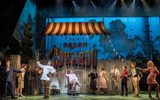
[4,59,22,99]
[88,69,98,94]
[65,68,81,91]
[109,65,120,95]
[98,66,108,95]
[129,62,142,97]
[141,60,160,99]
[120,66,129,96]
[35,51,56,99]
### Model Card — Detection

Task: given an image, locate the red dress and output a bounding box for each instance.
[144,67,159,84]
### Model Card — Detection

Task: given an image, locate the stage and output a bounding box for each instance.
[6,93,158,100]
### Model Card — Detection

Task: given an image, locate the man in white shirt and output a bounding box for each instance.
[66,69,80,91]
[109,65,120,95]
[36,59,56,99]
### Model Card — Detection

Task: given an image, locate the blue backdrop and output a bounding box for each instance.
[45,17,160,60]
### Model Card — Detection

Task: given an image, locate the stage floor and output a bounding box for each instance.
[6,93,158,100]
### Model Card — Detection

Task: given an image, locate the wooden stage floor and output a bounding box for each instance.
[6,93,159,100]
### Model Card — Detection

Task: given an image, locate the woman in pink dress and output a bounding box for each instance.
[98,66,108,94]
[143,60,159,99]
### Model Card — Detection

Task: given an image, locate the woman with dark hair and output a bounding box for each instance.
[88,69,98,94]
[120,66,129,96]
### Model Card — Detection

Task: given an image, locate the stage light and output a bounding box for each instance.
[120,0,128,14]
[72,0,80,15]
[72,1,80,9]
[108,0,117,12]
[121,0,124,2]
[140,0,151,13]
[90,1,96,9]
[128,0,135,10]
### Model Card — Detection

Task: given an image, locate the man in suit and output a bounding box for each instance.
[4,58,22,99]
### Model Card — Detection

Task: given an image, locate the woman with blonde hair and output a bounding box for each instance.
[143,60,159,99]
[17,64,27,97]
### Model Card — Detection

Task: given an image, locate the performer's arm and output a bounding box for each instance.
[143,67,149,73]
[36,61,45,69]
[47,67,56,77]
[154,67,159,74]
[50,67,56,74]
[65,69,69,77]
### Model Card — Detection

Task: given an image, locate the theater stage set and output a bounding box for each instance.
[1,0,160,100]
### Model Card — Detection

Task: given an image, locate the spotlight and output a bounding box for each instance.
[121,0,124,2]
[72,0,80,14]
[72,0,80,8]
[108,0,117,12]
[128,0,135,9]
[90,1,96,9]
[140,0,151,12]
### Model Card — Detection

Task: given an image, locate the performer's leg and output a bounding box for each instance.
[155,83,159,98]
[5,82,8,97]
[111,80,115,94]
[44,81,47,98]
[148,84,152,99]
[72,80,76,90]
[19,87,23,96]
[10,81,16,98]
[133,77,139,96]
[44,80,50,99]
[124,79,128,96]
[121,79,124,95]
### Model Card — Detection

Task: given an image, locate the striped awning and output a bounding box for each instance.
[44,22,109,35]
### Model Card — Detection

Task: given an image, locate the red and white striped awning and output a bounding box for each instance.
[44,22,109,35]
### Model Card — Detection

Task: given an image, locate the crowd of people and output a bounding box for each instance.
[0,58,43,99]
[88,60,160,100]
[0,55,160,100]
